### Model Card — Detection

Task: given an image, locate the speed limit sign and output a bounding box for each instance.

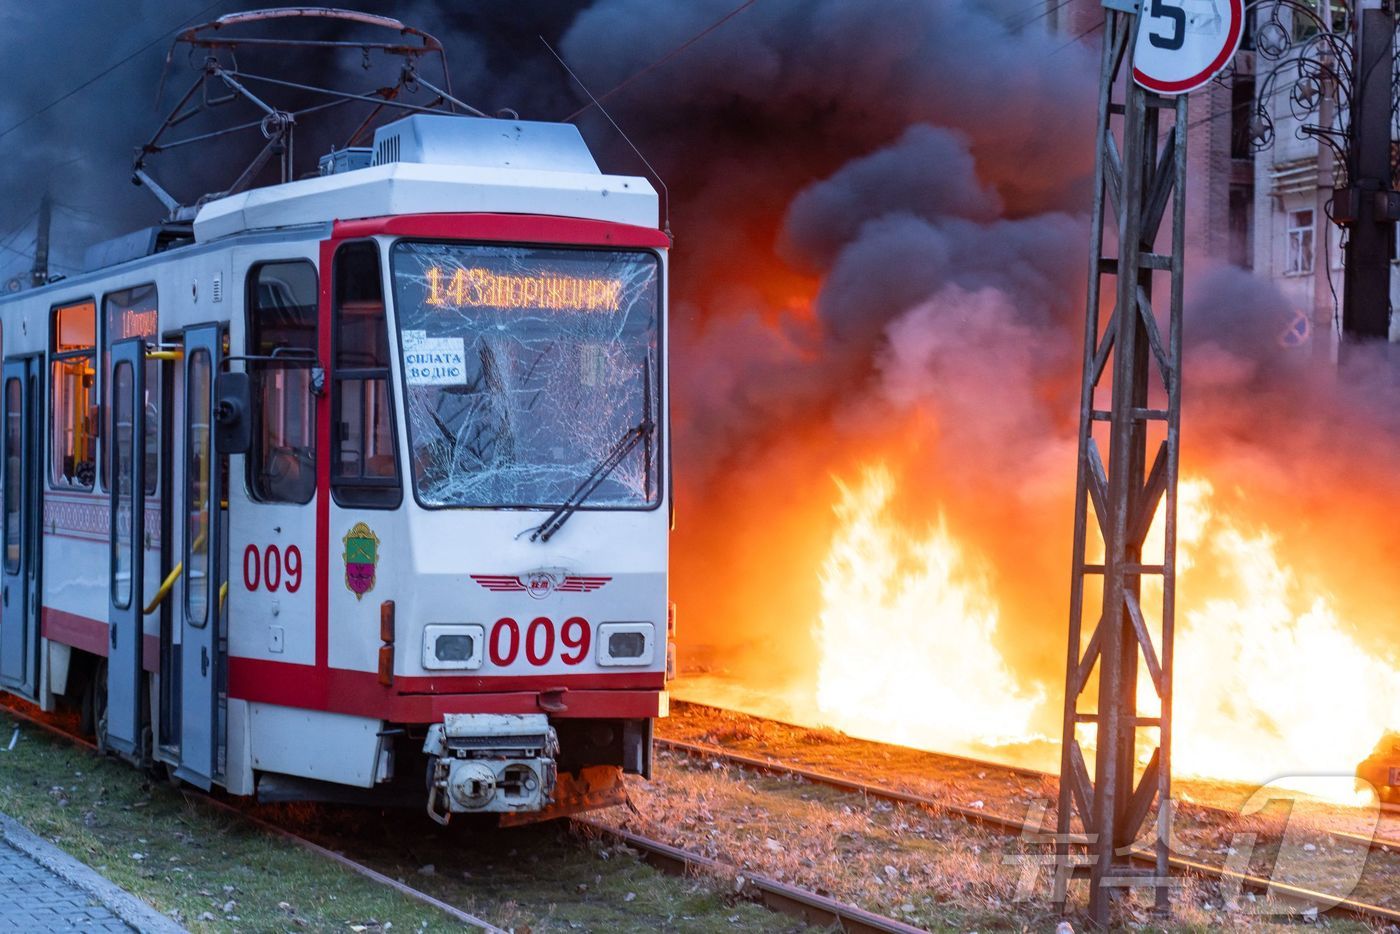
[1133,0,1245,95]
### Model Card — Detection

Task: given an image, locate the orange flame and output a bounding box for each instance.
[1154,479,1400,800]
[814,464,1044,755]
[806,466,1400,800]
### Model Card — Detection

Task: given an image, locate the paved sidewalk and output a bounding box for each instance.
[0,813,186,933]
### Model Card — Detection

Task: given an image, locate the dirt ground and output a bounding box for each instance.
[604,700,1400,931]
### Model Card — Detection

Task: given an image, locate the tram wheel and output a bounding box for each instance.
[144,756,179,787]
[89,661,109,755]
[78,671,96,738]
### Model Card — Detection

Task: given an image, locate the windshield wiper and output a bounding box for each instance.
[530,417,653,543]
[531,359,656,544]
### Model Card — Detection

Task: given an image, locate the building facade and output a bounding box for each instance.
[1046,1,1399,348]
[1249,4,1399,344]
[1044,2,1256,283]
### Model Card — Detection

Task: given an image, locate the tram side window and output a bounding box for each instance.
[247,261,318,504]
[332,242,401,509]
[5,377,19,574]
[102,285,158,494]
[185,350,212,627]
[50,300,97,490]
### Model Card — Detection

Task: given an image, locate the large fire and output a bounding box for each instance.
[1156,479,1400,796]
[815,465,1043,754]
[596,0,1400,805]
[686,461,1400,801]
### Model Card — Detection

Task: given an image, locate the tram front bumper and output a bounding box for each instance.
[423,713,558,823]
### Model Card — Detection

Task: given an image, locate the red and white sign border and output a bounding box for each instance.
[1132,0,1246,96]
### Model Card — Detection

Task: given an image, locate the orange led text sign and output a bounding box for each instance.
[425,266,623,312]
[119,309,158,339]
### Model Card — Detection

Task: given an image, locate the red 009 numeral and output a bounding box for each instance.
[489,616,590,667]
[242,544,302,594]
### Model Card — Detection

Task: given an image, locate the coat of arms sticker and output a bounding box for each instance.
[343,521,380,599]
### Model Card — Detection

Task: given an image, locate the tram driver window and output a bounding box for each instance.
[332,241,401,508]
[247,261,318,504]
[50,299,98,490]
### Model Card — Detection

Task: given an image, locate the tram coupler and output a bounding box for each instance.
[423,713,558,824]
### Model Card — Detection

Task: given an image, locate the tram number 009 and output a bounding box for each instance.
[489,616,590,667]
[243,544,303,593]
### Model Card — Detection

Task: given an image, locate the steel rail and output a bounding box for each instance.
[665,701,1400,849]
[0,700,504,933]
[0,698,922,933]
[655,735,1054,838]
[570,818,929,934]
[226,802,507,934]
[655,735,1400,926]
[668,699,1046,782]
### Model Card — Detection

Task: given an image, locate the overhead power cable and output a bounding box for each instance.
[565,0,759,122]
[564,0,1076,126]
[1051,18,1105,56]
[0,208,38,254]
[0,208,39,267]
[1012,0,1076,33]
[0,238,34,262]
[1186,72,1308,133]
[0,0,227,144]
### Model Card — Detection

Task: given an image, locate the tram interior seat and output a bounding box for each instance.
[263,445,316,503]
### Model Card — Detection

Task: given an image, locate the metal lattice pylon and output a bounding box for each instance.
[1054,7,1186,926]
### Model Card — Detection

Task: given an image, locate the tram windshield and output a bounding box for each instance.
[390,241,661,510]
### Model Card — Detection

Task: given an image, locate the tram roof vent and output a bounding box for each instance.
[369,114,600,175]
[319,147,374,177]
[83,225,192,273]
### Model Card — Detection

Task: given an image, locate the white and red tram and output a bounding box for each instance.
[0,113,671,821]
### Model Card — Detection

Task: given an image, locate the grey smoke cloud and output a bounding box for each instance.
[780,125,1003,269]
[0,0,588,280]
[814,210,1085,349]
[13,2,1398,710]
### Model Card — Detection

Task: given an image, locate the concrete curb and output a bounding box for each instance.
[0,812,188,934]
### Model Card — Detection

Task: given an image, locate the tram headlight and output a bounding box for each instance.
[597,622,655,667]
[437,635,475,661]
[422,623,485,670]
[609,632,645,657]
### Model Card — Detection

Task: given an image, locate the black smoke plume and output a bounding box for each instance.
[7,2,1400,770]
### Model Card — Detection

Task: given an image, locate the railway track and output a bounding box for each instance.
[574,817,927,934]
[655,731,1400,926]
[0,700,505,931]
[665,700,1400,851]
[0,699,924,934]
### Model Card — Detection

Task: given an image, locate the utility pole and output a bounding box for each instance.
[1340,0,1397,341]
[29,193,50,289]
[1056,4,1186,927]
[1313,50,1337,354]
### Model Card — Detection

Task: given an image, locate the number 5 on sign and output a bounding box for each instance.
[1133,0,1244,95]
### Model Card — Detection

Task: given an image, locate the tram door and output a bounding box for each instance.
[175,325,224,788]
[105,339,146,759]
[0,357,40,698]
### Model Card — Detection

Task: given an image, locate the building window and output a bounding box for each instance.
[1286,209,1315,275]
[50,299,97,490]
[1292,1,1347,41]
[1230,76,1256,159]
[247,261,318,504]
[332,242,400,509]
[1229,185,1253,270]
[102,284,158,494]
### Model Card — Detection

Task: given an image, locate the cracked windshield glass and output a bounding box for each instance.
[391,241,661,509]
